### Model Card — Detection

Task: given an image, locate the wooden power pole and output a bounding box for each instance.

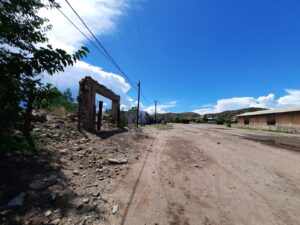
[136,81,141,127]
[154,100,158,123]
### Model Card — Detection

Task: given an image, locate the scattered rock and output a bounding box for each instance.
[92,192,100,197]
[45,210,52,217]
[108,158,128,164]
[0,209,12,217]
[50,218,61,225]
[59,149,68,154]
[73,170,80,175]
[82,198,89,204]
[48,192,57,203]
[111,204,119,214]
[7,192,26,208]
[76,203,85,210]
[29,179,51,190]
[54,209,61,213]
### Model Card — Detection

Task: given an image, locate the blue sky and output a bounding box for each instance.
[43,0,300,114]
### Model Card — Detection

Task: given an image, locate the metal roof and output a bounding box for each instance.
[236,106,300,117]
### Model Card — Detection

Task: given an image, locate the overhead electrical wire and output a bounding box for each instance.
[55,7,112,63]
[56,1,150,102]
[64,0,138,91]
[131,3,151,81]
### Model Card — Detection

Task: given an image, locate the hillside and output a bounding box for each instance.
[204,107,267,121]
[151,107,266,123]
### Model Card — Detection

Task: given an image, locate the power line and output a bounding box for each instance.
[122,16,147,82]
[57,1,150,104]
[131,3,151,81]
[64,0,138,90]
[55,6,111,62]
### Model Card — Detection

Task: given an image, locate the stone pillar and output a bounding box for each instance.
[111,100,120,126]
[78,77,96,131]
[97,101,103,130]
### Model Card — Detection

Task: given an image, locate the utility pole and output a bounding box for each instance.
[136,81,141,127]
[154,100,158,123]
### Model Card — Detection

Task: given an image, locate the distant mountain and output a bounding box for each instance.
[204,107,267,121]
[150,107,266,123]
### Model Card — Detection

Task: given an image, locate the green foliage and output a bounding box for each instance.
[63,88,74,102]
[39,87,78,113]
[119,112,128,128]
[0,0,88,151]
[205,107,266,122]
[154,124,173,130]
[30,130,42,140]
[0,131,31,156]
[128,107,138,112]
[174,117,181,123]
[105,109,112,115]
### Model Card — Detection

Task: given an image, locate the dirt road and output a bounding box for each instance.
[107,124,300,225]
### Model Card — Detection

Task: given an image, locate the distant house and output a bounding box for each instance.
[123,111,148,125]
[207,117,217,123]
[236,106,300,128]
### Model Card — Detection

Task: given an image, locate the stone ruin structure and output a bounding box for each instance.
[77,76,120,131]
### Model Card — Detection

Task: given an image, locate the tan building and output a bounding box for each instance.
[236,106,300,127]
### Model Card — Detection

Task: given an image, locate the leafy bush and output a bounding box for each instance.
[119,112,128,128]
[0,131,31,156]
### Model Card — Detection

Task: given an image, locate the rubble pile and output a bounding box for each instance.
[0,114,150,225]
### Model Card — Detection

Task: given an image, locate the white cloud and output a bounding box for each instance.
[40,0,128,52]
[193,90,300,115]
[39,0,137,109]
[42,61,133,107]
[143,101,177,114]
[254,94,275,108]
[277,89,300,107]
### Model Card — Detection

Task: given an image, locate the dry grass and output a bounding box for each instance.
[51,106,67,116]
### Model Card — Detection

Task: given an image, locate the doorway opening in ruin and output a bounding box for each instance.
[94,95,115,131]
[77,76,120,131]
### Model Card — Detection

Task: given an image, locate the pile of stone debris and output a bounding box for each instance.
[0,113,149,225]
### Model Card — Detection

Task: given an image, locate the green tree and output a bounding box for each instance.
[128,106,138,112]
[63,88,74,103]
[0,0,88,147]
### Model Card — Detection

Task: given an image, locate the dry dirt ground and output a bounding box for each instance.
[1,122,300,225]
[0,115,153,225]
[107,124,300,225]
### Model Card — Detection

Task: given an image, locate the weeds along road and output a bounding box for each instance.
[107,124,300,225]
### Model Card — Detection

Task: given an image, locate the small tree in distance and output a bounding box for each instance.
[64,88,74,103]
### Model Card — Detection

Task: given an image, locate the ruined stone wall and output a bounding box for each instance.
[78,76,120,131]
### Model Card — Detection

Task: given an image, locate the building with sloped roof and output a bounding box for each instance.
[236,106,300,128]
